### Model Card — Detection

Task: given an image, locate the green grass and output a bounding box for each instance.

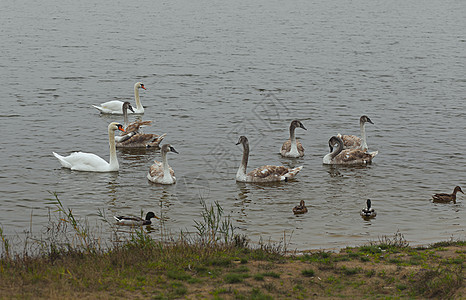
[301,268,315,277]
[262,271,280,278]
[224,273,250,284]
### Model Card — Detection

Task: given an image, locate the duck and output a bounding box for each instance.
[293,200,308,214]
[115,101,166,148]
[53,122,125,172]
[337,115,374,151]
[114,212,159,226]
[323,136,378,165]
[360,199,376,219]
[281,120,307,158]
[147,144,178,184]
[236,136,303,183]
[92,82,146,114]
[432,186,463,204]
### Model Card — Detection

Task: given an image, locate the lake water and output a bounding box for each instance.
[1,0,465,251]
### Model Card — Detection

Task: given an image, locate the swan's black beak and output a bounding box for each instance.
[128,105,135,113]
[301,124,307,130]
[170,146,179,154]
[367,118,374,124]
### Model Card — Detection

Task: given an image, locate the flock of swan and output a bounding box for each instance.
[52,82,463,223]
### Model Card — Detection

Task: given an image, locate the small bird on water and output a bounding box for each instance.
[293,200,308,214]
[432,186,463,204]
[360,199,376,219]
[114,211,158,226]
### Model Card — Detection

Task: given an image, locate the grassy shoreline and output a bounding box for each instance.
[0,195,464,299]
[0,236,464,299]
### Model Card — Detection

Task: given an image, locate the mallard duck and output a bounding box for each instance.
[281,120,307,158]
[293,200,308,214]
[323,136,378,165]
[337,115,374,151]
[236,136,303,183]
[92,82,146,114]
[432,186,463,204]
[147,144,178,184]
[360,199,376,219]
[114,211,158,226]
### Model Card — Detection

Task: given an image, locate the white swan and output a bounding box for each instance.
[281,120,306,158]
[92,82,146,114]
[53,122,125,172]
[236,136,303,183]
[147,144,178,184]
[115,102,166,148]
[323,136,377,165]
[337,115,374,151]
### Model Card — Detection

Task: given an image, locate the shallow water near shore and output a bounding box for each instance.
[0,0,465,251]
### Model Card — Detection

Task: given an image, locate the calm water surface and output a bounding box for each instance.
[0,0,465,251]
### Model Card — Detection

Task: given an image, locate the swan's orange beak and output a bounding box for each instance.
[118,125,125,132]
[141,84,146,90]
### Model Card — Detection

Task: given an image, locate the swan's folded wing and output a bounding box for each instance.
[116,133,164,148]
[281,140,291,153]
[281,139,304,155]
[337,149,376,164]
[115,132,137,143]
[340,134,362,149]
[124,120,153,135]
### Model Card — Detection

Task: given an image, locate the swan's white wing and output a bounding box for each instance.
[53,151,110,172]
[99,100,124,111]
[92,101,125,114]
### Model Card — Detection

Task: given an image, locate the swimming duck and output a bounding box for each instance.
[114,211,158,226]
[53,122,125,172]
[147,144,178,184]
[432,186,463,204]
[236,136,303,183]
[281,120,307,158]
[323,136,378,165]
[337,115,374,151]
[360,199,376,219]
[115,101,166,148]
[293,200,308,214]
[92,82,146,114]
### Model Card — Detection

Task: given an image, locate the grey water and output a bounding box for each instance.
[1,0,465,251]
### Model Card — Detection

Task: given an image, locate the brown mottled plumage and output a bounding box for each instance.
[236,136,303,183]
[432,186,463,204]
[293,200,308,214]
[323,136,377,165]
[147,144,178,184]
[123,120,153,136]
[281,120,306,158]
[115,102,166,148]
[116,133,166,148]
[338,115,374,151]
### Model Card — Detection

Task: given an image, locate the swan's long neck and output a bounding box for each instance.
[108,128,118,169]
[237,142,249,178]
[360,121,368,150]
[134,85,143,111]
[162,150,171,180]
[330,138,344,160]
[123,107,129,128]
[289,124,298,151]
